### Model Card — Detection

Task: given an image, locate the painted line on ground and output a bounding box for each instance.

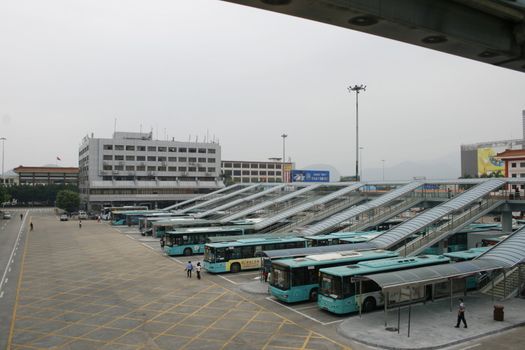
[460,344,481,350]
[0,291,3,298]
[217,275,239,285]
[170,258,184,265]
[264,297,343,326]
[295,304,319,311]
[140,243,157,251]
[125,235,136,240]
[0,212,27,291]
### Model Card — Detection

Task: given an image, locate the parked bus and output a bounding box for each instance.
[443,247,490,289]
[103,206,149,220]
[111,210,167,226]
[204,237,307,273]
[305,231,379,247]
[339,232,381,244]
[269,249,398,303]
[318,255,450,314]
[163,225,253,256]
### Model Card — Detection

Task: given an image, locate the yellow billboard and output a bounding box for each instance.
[477,147,504,176]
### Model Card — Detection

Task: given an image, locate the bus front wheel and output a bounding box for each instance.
[230,263,241,273]
[309,288,318,302]
[183,248,193,256]
[362,297,376,313]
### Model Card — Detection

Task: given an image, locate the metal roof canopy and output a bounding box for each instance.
[163,184,242,210]
[256,242,376,260]
[359,259,505,291]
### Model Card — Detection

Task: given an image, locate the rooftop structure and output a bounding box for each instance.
[13,166,79,186]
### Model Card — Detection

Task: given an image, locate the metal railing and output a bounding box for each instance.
[396,197,504,256]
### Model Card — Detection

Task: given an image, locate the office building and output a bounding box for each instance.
[79,132,223,210]
[14,166,79,186]
[221,160,293,184]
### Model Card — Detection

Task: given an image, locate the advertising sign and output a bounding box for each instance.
[291,170,330,183]
[477,147,504,177]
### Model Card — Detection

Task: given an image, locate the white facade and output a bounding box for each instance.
[221,160,293,184]
[79,132,223,209]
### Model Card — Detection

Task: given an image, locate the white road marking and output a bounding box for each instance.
[1,211,27,294]
[0,291,3,298]
[125,235,136,240]
[460,344,481,350]
[217,275,239,285]
[140,243,157,251]
[265,297,344,326]
[4,278,7,285]
[170,258,184,264]
[295,305,320,311]
[253,276,261,280]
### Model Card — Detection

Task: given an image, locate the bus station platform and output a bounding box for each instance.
[337,293,525,349]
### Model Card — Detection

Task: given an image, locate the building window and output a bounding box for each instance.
[268,164,275,169]
[147,166,156,171]
[242,163,250,168]
[103,155,113,160]
[208,148,216,154]
[137,146,146,151]
[168,147,177,152]
[223,162,231,167]
[115,155,124,161]
[115,145,124,150]
[276,171,281,176]
[179,166,187,172]
[268,171,275,176]
[158,156,166,162]
[168,157,177,162]
[136,165,145,171]
[242,170,249,176]
[512,174,518,177]
[224,170,232,175]
[147,156,156,161]
[234,170,241,176]
[188,148,196,153]
[512,162,517,168]
[208,158,215,163]
[259,164,266,169]
[126,155,135,161]
[260,171,267,175]
[198,167,206,172]
[198,158,206,163]
[158,166,166,171]
[198,148,206,153]
[126,145,135,151]
[251,163,259,168]
[208,167,216,173]
[189,157,197,162]
[520,162,525,168]
[179,147,187,153]
[251,171,258,175]
[520,173,525,178]
[103,165,112,170]
[158,146,167,152]
[188,167,196,172]
[103,145,113,150]
[168,166,177,172]
[179,157,187,162]
[137,156,145,161]
[115,165,124,170]
[147,146,156,152]
[126,165,135,171]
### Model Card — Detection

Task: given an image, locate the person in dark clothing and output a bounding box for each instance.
[455,298,467,328]
[79,220,82,229]
[30,222,33,231]
[20,213,23,220]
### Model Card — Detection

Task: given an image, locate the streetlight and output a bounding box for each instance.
[0,137,6,184]
[359,147,364,181]
[281,133,288,183]
[381,159,385,181]
[348,84,366,182]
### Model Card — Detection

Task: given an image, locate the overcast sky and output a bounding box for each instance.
[1,0,524,177]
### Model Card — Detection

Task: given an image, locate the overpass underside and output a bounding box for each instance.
[225,0,525,73]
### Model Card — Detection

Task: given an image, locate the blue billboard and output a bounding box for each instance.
[291,170,330,183]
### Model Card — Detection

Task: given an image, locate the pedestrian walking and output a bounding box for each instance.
[79,220,82,229]
[20,213,23,220]
[455,298,467,328]
[97,215,101,223]
[186,261,194,278]
[196,262,202,280]
[30,222,33,231]
[160,236,165,249]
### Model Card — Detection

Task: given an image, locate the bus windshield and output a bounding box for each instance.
[270,265,290,290]
[204,246,226,262]
[320,274,342,299]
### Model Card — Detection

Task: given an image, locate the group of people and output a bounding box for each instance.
[185,261,202,279]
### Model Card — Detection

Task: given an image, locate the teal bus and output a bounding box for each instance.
[111,210,167,226]
[305,231,380,247]
[269,249,398,303]
[204,237,307,273]
[443,247,490,289]
[318,255,450,314]
[163,225,253,256]
[339,232,381,244]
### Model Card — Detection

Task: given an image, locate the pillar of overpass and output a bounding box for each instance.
[501,209,513,234]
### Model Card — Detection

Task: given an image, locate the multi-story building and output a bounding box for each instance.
[0,169,19,186]
[221,160,293,184]
[79,132,223,210]
[14,166,79,186]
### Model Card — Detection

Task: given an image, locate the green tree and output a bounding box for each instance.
[0,186,10,204]
[56,190,80,213]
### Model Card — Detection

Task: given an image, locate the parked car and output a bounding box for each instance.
[2,212,11,219]
[60,214,68,221]
[78,211,88,220]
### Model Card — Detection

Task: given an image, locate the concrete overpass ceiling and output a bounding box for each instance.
[224,0,525,73]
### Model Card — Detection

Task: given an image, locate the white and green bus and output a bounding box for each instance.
[305,231,380,247]
[204,237,307,273]
[269,249,398,303]
[318,255,450,314]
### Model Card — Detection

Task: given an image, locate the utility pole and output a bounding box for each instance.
[281,133,288,183]
[348,84,366,181]
[0,137,6,183]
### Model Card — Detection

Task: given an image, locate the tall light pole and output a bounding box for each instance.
[348,84,366,181]
[0,137,6,184]
[381,159,385,181]
[359,147,364,181]
[281,133,288,183]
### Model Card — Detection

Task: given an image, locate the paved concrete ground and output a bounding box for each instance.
[338,293,525,349]
[7,213,350,349]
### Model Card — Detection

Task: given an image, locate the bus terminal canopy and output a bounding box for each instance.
[358,259,508,291]
[257,242,376,260]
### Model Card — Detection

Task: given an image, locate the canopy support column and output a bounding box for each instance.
[359,280,363,318]
[384,291,388,327]
[449,279,453,312]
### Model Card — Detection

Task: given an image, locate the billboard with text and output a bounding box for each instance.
[291,170,330,183]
